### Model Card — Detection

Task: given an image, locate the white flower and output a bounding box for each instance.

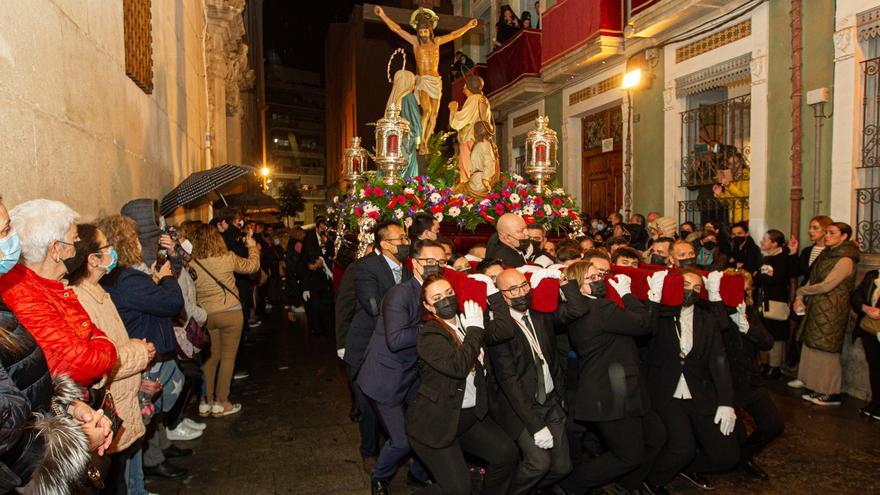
[332,195,339,203]
[448,206,461,218]
[429,192,441,203]
[465,203,474,210]
[434,212,444,222]
[523,205,535,216]
[480,199,491,206]
[395,208,405,219]
[511,173,524,182]
[363,202,378,213]
[514,209,523,216]
[404,217,413,228]
[544,204,552,215]
[559,207,568,216]
[509,193,521,204]
[553,187,565,195]
[404,187,415,195]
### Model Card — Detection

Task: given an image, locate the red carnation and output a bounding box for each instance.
[507,181,515,188]
[533,197,543,205]
[494,204,505,215]
[524,215,535,225]
[536,210,544,217]
[551,197,563,207]
[368,211,379,220]
[363,187,372,198]
[355,207,363,217]
[396,195,406,204]
[431,205,444,214]
[374,187,384,197]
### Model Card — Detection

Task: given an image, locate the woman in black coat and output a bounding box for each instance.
[554,261,666,495]
[851,269,880,419]
[753,229,792,378]
[405,275,517,495]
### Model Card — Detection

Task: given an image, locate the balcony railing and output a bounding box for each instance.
[486,29,541,96]
[541,0,622,69]
[856,187,880,254]
[680,94,751,187]
[862,56,880,169]
[678,196,749,227]
[451,64,488,106]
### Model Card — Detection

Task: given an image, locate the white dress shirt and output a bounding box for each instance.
[673,305,695,400]
[509,308,554,396]
[450,317,484,409]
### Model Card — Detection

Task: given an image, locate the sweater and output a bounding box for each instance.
[191,247,260,315]
[72,284,149,452]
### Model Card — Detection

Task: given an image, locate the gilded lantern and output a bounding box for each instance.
[374,103,411,185]
[342,136,368,185]
[524,116,558,192]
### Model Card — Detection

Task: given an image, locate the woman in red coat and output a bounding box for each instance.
[0,199,117,387]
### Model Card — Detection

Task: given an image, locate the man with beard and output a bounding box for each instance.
[375,5,478,153]
[486,213,531,268]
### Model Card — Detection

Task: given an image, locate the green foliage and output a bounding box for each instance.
[425,131,458,188]
[277,181,305,218]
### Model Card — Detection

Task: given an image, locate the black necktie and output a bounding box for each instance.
[522,314,546,405]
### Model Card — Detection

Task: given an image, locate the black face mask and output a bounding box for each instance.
[734,236,747,246]
[509,293,531,312]
[588,279,606,298]
[393,244,410,262]
[421,262,442,278]
[702,241,717,251]
[433,295,459,320]
[682,289,701,307]
[529,239,542,255]
[514,237,529,253]
[680,230,691,238]
[650,253,667,265]
[678,257,697,268]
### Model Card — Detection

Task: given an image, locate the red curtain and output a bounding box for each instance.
[486,29,542,95]
[541,0,622,67]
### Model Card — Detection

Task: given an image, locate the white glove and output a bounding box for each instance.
[336,348,345,360]
[714,406,737,436]
[702,271,723,302]
[468,273,499,296]
[533,426,554,449]
[759,264,774,276]
[460,300,484,330]
[729,302,749,334]
[302,290,311,302]
[608,274,632,297]
[646,270,668,303]
[876,332,880,343]
[516,265,541,274]
[530,268,562,288]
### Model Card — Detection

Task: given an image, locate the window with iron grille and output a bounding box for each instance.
[678,90,751,227]
[123,0,153,94]
[858,55,880,254]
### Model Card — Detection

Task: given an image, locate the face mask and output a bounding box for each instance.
[529,239,542,255]
[591,220,599,229]
[682,289,700,307]
[512,237,528,253]
[734,236,747,245]
[702,241,717,251]
[596,223,606,231]
[0,231,21,275]
[393,244,411,262]
[509,293,531,312]
[678,257,696,268]
[588,279,606,298]
[421,261,442,278]
[104,247,119,273]
[650,253,667,266]
[180,239,194,255]
[432,295,459,320]
[680,230,691,238]
[273,238,281,246]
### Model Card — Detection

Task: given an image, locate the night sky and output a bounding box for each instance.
[262,0,359,73]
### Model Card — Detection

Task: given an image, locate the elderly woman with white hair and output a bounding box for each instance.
[0,199,118,387]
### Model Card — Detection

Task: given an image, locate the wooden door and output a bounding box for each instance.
[581,106,623,218]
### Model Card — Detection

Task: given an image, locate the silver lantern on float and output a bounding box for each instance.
[341,136,368,187]
[374,103,410,185]
[524,115,559,193]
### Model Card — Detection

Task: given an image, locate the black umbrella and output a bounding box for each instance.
[212,191,280,213]
[160,164,255,216]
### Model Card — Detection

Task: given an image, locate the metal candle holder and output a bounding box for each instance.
[374,103,411,185]
[524,116,559,193]
[342,136,368,186]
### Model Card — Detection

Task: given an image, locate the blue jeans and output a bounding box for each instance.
[125,449,148,495]
[371,382,428,482]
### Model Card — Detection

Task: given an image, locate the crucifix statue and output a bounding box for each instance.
[374,5,478,154]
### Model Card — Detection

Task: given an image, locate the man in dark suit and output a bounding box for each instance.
[645,269,739,492]
[343,221,412,474]
[356,239,447,494]
[300,216,335,335]
[489,267,589,495]
[409,213,440,242]
[486,213,531,267]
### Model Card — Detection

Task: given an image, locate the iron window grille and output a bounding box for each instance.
[859,56,880,253]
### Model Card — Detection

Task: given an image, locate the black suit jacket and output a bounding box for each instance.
[647,302,735,414]
[569,295,656,422]
[334,259,362,350]
[486,237,527,268]
[344,252,411,370]
[406,318,488,448]
[488,281,590,437]
[729,237,761,273]
[300,230,334,294]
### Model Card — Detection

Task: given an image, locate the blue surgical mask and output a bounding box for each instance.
[0,231,21,274]
[104,246,119,273]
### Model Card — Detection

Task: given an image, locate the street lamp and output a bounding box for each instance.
[260,166,271,191]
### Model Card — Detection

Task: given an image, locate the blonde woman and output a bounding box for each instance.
[189,224,259,417]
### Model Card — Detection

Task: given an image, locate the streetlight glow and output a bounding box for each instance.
[261,166,270,177]
[621,69,642,90]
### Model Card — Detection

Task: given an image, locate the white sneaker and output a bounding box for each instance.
[181,418,206,431]
[198,401,212,417]
[787,379,805,389]
[166,423,203,441]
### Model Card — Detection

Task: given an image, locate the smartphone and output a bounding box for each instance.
[156,249,168,268]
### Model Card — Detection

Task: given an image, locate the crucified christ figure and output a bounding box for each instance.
[374,5,478,154]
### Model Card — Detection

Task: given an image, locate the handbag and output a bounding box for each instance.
[74,391,120,494]
[860,316,880,335]
[759,298,790,321]
[175,317,210,360]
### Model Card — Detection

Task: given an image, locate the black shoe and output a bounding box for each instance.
[371,479,390,495]
[642,483,670,495]
[406,472,432,488]
[741,459,769,480]
[162,444,193,459]
[764,367,782,380]
[679,472,714,490]
[143,461,188,480]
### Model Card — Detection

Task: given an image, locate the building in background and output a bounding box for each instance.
[264,65,326,224]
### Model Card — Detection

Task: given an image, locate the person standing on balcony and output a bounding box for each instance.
[495,6,521,47]
[374,5,479,155]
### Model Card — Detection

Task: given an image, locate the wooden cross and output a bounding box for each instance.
[362,2,483,33]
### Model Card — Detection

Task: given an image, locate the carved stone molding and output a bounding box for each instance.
[675,53,751,98]
[834,26,854,62]
[858,6,880,40]
[663,83,675,111]
[204,0,250,117]
[750,55,766,86]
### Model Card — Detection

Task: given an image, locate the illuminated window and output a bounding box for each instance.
[123,0,154,93]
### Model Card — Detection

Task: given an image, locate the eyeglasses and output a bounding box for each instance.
[384,236,410,244]
[501,282,530,297]
[584,274,603,283]
[415,258,446,267]
[56,239,78,247]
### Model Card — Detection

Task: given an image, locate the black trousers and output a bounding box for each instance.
[305,291,334,335]
[863,333,880,407]
[410,408,518,495]
[559,411,666,493]
[648,399,740,487]
[508,395,572,495]
[735,387,784,461]
[101,439,142,494]
[347,364,379,458]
